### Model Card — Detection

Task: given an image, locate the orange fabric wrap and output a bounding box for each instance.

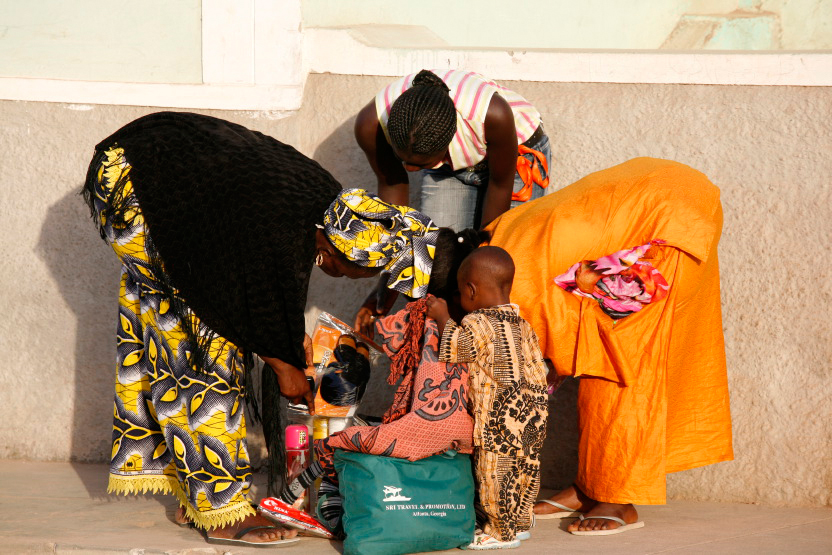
[485,157,733,504]
[513,145,550,202]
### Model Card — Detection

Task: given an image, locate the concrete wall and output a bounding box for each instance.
[1,74,830,507]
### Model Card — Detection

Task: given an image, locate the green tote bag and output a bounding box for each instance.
[334,449,475,555]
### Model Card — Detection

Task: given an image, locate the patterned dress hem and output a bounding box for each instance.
[108,473,256,530]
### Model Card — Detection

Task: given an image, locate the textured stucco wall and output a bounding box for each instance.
[1,75,830,506]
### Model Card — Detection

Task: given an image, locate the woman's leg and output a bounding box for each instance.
[532,373,656,531]
[536,247,685,531]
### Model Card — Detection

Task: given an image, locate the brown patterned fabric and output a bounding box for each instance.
[474,449,539,540]
[439,304,548,541]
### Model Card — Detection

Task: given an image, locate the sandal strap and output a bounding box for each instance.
[538,499,579,512]
[578,515,626,526]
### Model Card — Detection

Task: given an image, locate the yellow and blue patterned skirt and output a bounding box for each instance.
[89,147,255,530]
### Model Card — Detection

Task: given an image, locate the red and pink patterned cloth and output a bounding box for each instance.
[554,240,670,320]
[314,298,474,478]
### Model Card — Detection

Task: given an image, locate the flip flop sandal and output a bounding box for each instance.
[533,499,582,520]
[200,525,301,547]
[570,515,645,536]
[462,530,521,550]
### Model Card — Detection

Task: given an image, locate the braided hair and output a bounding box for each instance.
[388,70,457,156]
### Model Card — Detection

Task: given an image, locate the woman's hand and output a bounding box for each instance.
[259,352,315,415]
[354,304,379,339]
[353,273,399,337]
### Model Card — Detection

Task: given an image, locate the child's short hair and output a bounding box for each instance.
[459,246,515,291]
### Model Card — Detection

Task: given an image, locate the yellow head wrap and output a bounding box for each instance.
[323,189,439,298]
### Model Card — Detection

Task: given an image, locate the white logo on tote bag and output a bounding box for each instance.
[382,485,411,502]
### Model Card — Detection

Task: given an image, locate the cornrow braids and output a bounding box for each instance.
[388,70,457,156]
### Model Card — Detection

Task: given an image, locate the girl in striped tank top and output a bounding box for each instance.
[354,69,551,232]
[353,69,552,332]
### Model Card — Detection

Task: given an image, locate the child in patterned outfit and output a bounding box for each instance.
[427,246,549,550]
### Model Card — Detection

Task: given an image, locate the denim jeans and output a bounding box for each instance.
[417,131,551,230]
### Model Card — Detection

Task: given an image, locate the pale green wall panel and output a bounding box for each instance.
[302,0,832,50]
[0,0,202,83]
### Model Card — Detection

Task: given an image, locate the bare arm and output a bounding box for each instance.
[354,100,410,206]
[426,296,451,336]
[480,93,519,228]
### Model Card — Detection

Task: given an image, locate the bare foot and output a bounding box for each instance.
[567,502,639,532]
[174,506,191,526]
[533,484,595,517]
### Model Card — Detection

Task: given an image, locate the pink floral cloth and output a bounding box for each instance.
[554,240,670,320]
[314,301,474,480]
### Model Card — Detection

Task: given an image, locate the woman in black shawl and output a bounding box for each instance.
[84,112,478,547]
[83,112,371,546]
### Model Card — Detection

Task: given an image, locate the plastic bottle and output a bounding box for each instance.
[285,424,310,509]
[312,417,329,440]
[309,417,329,511]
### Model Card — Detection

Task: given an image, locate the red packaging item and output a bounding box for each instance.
[259,497,335,539]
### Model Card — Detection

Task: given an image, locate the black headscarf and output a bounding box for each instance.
[86,111,342,370]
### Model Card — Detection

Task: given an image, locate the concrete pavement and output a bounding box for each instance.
[1,460,830,554]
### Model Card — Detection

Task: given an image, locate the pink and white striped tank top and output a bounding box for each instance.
[375,70,541,170]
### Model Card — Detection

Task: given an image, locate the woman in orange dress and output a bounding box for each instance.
[353,156,733,535]
[484,157,733,535]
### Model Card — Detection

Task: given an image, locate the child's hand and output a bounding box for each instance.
[426,296,450,323]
